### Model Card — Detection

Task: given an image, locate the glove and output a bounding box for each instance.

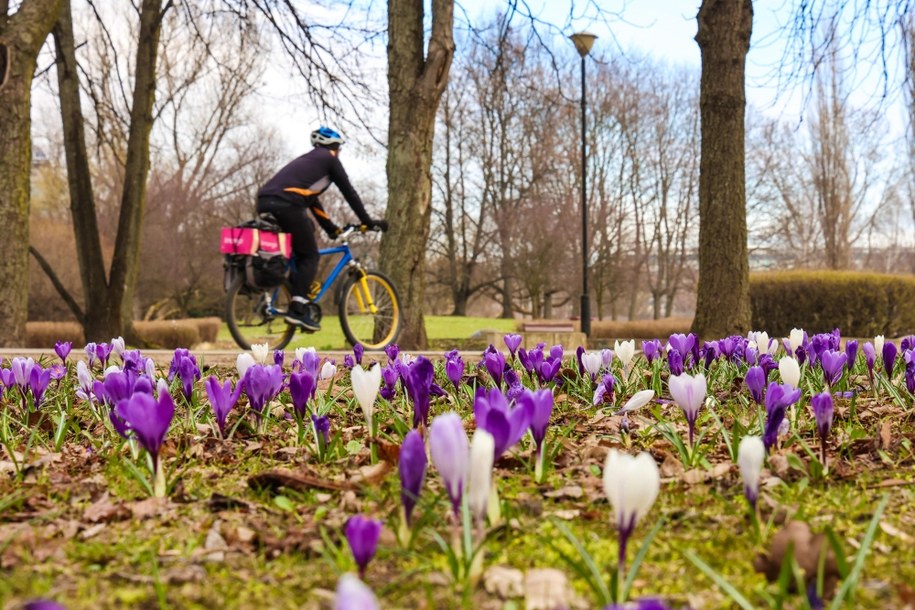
[324,224,342,239]
[367,219,389,232]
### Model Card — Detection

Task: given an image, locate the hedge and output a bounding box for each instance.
[750,270,915,337]
[25,318,221,349]
[590,316,693,341]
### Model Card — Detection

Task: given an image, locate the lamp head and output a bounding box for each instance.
[569,32,597,58]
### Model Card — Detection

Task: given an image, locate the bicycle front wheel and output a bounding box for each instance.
[225,275,296,351]
[338,271,403,349]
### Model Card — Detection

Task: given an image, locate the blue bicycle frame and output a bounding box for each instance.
[263,243,360,315]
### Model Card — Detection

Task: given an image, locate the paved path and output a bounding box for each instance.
[0,348,455,367]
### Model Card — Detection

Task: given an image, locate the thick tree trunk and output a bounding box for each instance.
[691,0,753,339]
[0,0,63,346]
[54,0,165,342]
[380,0,453,349]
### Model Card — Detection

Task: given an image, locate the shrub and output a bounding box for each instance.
[134,320,201,349]
[750,270,915,337]
[193,317,222,343]
[26,321,85,348]
[590,316,693,341]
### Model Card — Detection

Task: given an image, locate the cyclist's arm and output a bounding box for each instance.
[329,156,373,226]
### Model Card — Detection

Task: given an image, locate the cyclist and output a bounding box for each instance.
[256,126,387,331]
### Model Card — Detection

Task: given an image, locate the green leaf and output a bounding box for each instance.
[682,549,756,610]
[273,495,295,511]
[345,439,363,455]
[829,494,889,610]
[549,518,612,605]
[622,518,665,601]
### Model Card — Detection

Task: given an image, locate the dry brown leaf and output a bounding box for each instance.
[248,468,354,493]
[350,461,393,485]
[524,568,571,610]
[880,421,893,449]
[130,497,169,520]
[543,485,583,499]
[484,565,524,599]
[83,494,131,523]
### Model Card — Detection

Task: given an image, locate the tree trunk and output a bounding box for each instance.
[54,0,165,342]
[0,0,63,346]
[380,0,453,349]
[691,0,753,339]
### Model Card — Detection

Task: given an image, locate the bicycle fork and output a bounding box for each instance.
[349,267,378,315]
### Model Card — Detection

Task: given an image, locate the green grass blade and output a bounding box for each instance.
[550,518,612,604]
[828,494,889,610]
[682,549,756,610]
[622,518,665,601]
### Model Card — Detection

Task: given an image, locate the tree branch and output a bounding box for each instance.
[29,246,86,324]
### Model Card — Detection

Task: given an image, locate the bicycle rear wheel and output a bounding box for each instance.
[225,275,296,351]
[338,271,402,349]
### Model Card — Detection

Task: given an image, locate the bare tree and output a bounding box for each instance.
[0,0,63,345]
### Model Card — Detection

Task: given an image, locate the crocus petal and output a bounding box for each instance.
[351,364,382,431]
[778,356,801,389]
[334,573,379,610]
[619,389,655,413]
[399,430,427,525]
[468,429,495,523]
[668,372,707,424]
[737,435,765,506]
[603,450,660,532]
[429,412,469,516]
[236,353,255,378]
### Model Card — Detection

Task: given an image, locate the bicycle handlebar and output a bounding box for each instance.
[337,223,386,240]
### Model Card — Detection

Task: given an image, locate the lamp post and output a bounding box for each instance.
[569,32,596,340]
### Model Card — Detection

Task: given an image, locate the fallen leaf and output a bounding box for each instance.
[349,461,393,485]
[83,494,130,523]
[79,523,107,540]
[543,485,583,499]
[130,497,169,520]
[879,521,914,544]
[549,509,580,520]
[248,468,354,493]
[880,421,893,449]
[753,521,839,596]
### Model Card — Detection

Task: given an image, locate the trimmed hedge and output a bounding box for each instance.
[25,318,215,350]
[750,270,915,337]
[590,316,693,340]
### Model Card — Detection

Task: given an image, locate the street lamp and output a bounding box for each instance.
[569,32,596,340]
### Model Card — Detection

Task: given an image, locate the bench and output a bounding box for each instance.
[481,321,587,351]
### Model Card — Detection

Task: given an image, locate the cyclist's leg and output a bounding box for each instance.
[257,197,320,330]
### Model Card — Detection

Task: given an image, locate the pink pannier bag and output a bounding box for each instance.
[257,231,293,258]
[219,228,292,258]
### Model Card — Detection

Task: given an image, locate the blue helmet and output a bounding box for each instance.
[311,126,345,147]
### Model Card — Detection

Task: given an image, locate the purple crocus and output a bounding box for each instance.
[116,391,175,495]
[811,392,833,467]
[667,349,684,377]
[668,333,696,368]
[54,341,72,364]
[820,349,847,387]
[28,366,52,408]
[403,356,435,429]
[353,343,364,365]
[49,364,66,381]
[398,430,427,526]
[862,342,876,386]
[537,358,561,385]
[243,364,285,418]
[519,389,553,481]
[311,414,330,444]
[575,345,586,376]
[344,515,382,578]
[483,345,506,388]
[204,376,241,437]
[289,369,318,417]
[904,350,915,395]
[763,382,802,452]
[445,352,464,392]
[504,333,522,357]
[641,339,662,364]
[379,362,399,401]
[745,366,766,405]
[473,386,532,459]
[24,601,68,610]
[11,357,34,392]
[844,340,858,371]
[883,341,898,379]
[273,350,285,367]
[429,412,469,519]
[95,343,114,368]
[384,343,399,363]
[84,342,98,368]
[177,356,201,402]
[592,373,616,406]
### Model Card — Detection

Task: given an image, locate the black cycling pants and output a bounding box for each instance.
[256,197,319,300]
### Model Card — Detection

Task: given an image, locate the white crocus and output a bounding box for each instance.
[668,372,708,446]
[874,335,885,355]
[236,352,255,378]
[103,365,120,378]
[778,356,801,389]
[111,336,126,356]
[619,389,655,414]
[76,360,93,395]
[603,449,660,533]
[251,342,269,364]
[351,364,382,432]
[321,360,337,381]
[334,573,379,610]
[613,339,636,370]
[581,351,602,378]
[468,429,495,525]
[737,435,765,507]
[145,357,157,382]
[788,328,805,355]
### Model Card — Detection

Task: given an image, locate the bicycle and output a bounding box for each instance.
[223,222,403,351]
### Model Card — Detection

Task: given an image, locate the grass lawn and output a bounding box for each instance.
[217,315,519,351]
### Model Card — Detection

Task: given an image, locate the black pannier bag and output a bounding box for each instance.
[220,214,292,291]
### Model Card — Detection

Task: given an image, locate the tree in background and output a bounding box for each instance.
[0,0,62,346]
[691,0,753,338]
